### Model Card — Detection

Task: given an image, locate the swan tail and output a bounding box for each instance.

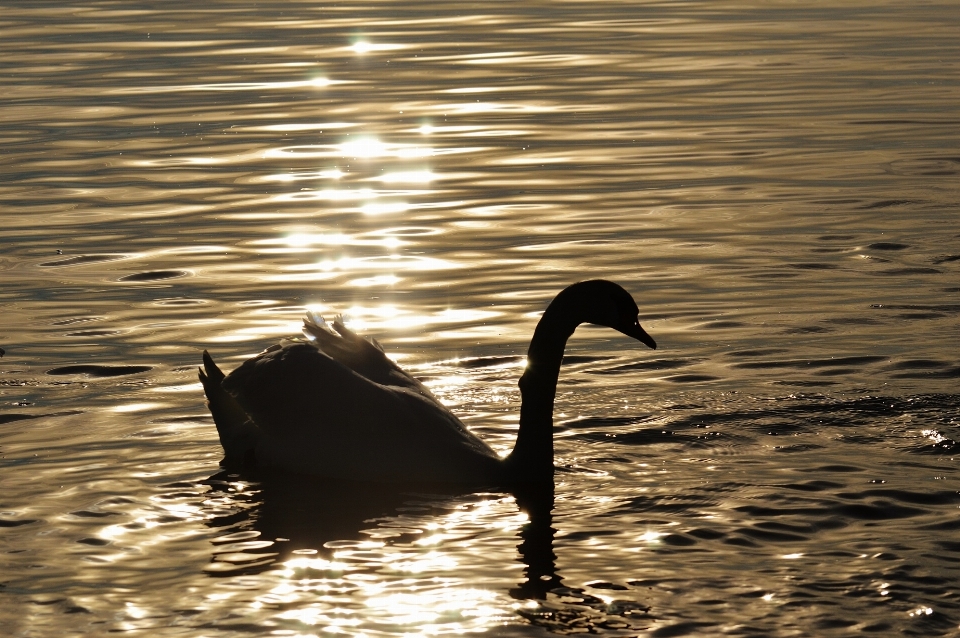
[199,350,259,466]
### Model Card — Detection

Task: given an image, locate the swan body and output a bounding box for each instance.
[199,280,656,485]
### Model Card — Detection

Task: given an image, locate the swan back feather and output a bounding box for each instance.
[302,312,439,402]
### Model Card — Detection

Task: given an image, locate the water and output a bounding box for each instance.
[1,1,959,635]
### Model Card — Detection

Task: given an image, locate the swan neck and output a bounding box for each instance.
[508,297,581,482]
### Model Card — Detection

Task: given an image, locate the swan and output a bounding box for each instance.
[199,280,656,485]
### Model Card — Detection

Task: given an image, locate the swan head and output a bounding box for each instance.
[571,280,657,350]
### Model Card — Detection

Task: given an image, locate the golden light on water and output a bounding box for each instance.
[256,123,356,133]
[303,305,501,333]
[264,140,483,160]
[340,137,390,159]
[284,255,459,275]
[348,274,401,287]
[375,171,435,183]
[350,41,405,55]
[206,297,501,342]
[112,402,164,413]
[208,320,306,343]
[359,201,411,216]
[5,2,960,636]
[264,139,442,161]
[263,169,345,182]
[242,497,525,636]
[112,77,345,94]
[252,232,404,249]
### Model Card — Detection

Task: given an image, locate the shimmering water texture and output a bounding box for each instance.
[2,1,959,636]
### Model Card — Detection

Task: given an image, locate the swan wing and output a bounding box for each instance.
[220,343,500,482]
[302,313,441,402]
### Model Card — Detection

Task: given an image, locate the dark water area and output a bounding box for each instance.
[1,1,959,635]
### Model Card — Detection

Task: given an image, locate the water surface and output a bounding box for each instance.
[1,1,959,636]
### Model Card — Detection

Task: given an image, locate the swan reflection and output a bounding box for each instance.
[203,469,560,593]
[511,482,562,600]
[202,470,562,633]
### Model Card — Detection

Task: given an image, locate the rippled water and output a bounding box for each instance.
[2,1,959,635]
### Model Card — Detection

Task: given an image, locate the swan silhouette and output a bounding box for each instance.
[199,280,656,485]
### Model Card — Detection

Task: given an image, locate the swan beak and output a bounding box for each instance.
[622,321,657,349]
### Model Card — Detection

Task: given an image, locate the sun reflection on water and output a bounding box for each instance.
[283,255,459,276]
[222,495,527,636]
[263,169,345,182]
[207,301,501,343]
[112,77,344,94]
[375,170,435,184]
[252,232,404,249]
[256,123,356,133]
[300,305,501,334]
[349,274,401,287]
[264,139,451,161]
[350,41,405,55]
[359,201,411,216]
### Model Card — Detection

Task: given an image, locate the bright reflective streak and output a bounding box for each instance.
[386,550,458,574]
[132,156,232,167]
[445,101,555,114]
[273,189,431,204]
[348,275,401,287]
[375,171,434,183]
[339,138,433,160]
[371,226,444,237]
[263,169,344,182]
[351,41,405,54]
[341,138,388,158]
[151,382,203,393]
[125,602,147,619]
[413,124,483,133]
[277,608,363,627]
[286,255,459,274]
[277,187,376,202]
[460,53,588,65]
[208,320,305,343]
[111,77,344,94]
[395,145,434,159]
[266,254,460,284]
[419,375,470,405]
[266,143,483,159]
[445,87,502,94]
[113,403,163,413]
[100,524,131,541]
[252,233,403,249]
[637,530,664,543]
[308,306,501,333]
[365,588,502,623]
[254,122,356,132]
[277,557,352,576]
[359,202,409,216]
[414,534,448,546]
